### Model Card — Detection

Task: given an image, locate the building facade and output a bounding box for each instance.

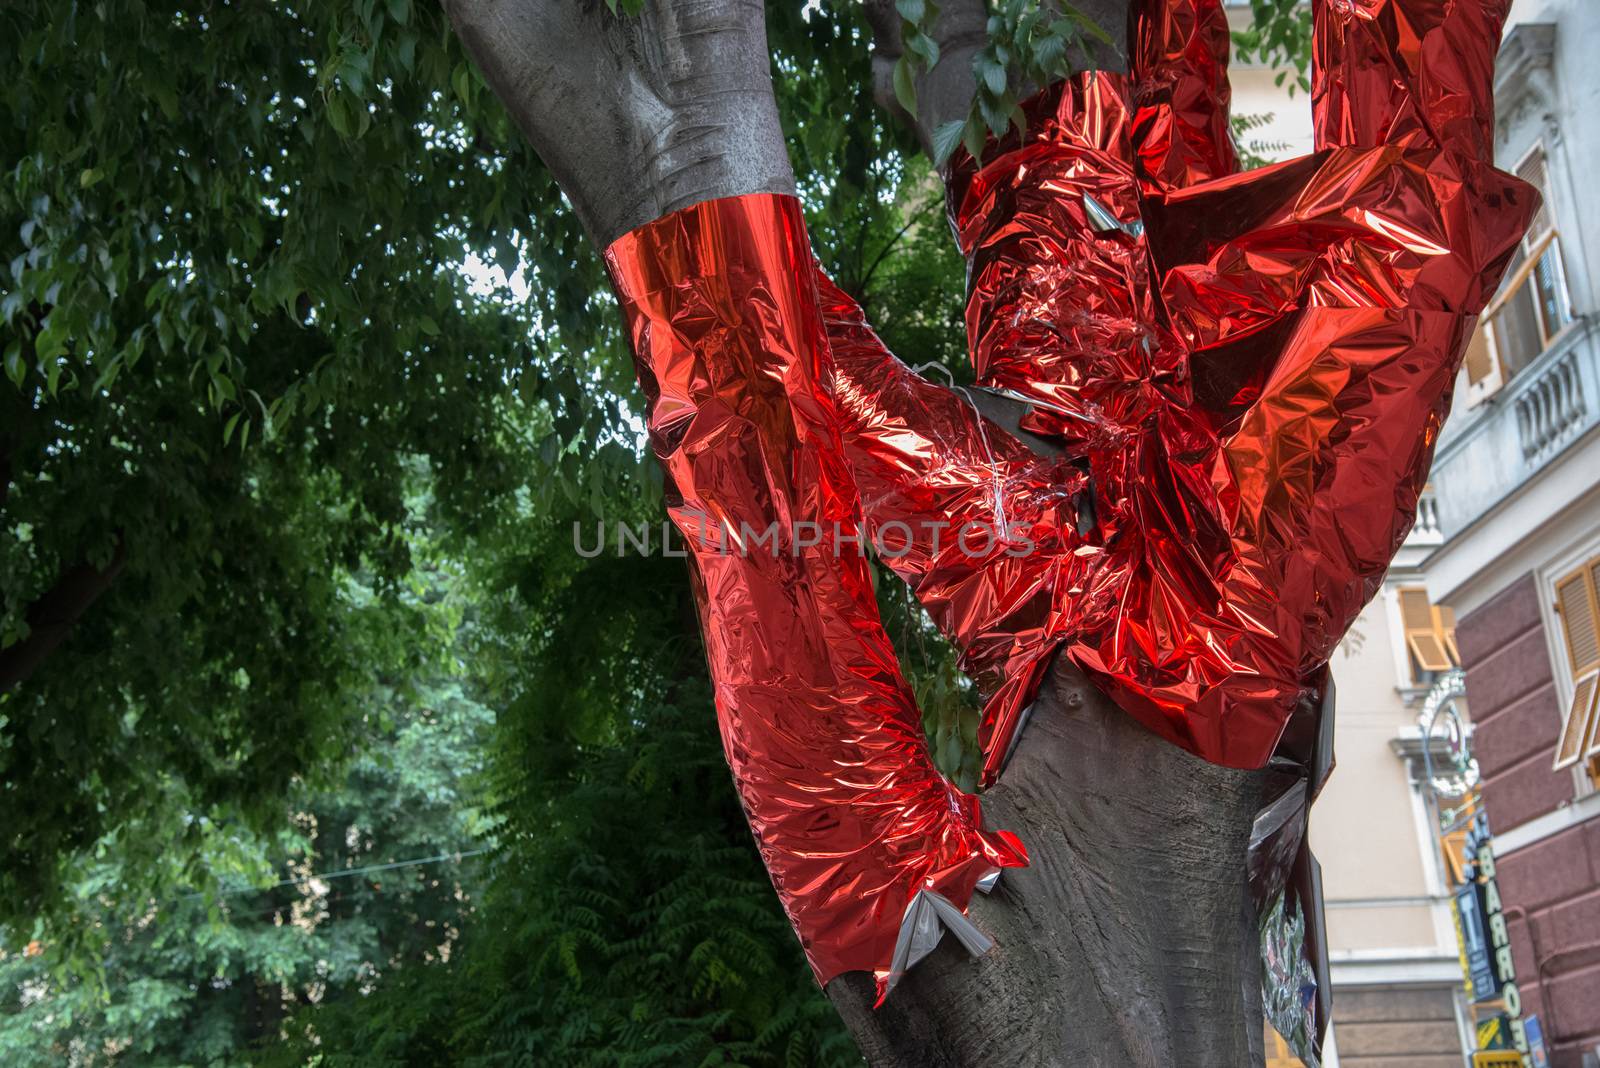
[1230,1,1600,1063]
[1420,1,1600,1063]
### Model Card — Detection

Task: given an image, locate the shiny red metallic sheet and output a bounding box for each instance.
[599,0,1532,1016]
[1131,0,1237,195]
[928,0,1534,779]
[603,195,1025,996]
[820,271,1095,777]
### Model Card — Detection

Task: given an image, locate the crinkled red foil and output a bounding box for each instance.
[600,0,1532,1018]
[928,0,1534,780]
[604,195,1025,995]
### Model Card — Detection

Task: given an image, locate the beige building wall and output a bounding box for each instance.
[1317,568,1453,954]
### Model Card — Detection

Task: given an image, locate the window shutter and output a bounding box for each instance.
[1586,686,1600,763]
[1555,671,1598,770]
[1463,323,1497,388]
[1478,147,1571,394]
[1556,568,1599,675]
[1585,561,1600,762]
[1518,150,1553,245]
[1440,827,1469,886]
[1435,604,1460,666]
[1589,557,1600,620]
[1554,563,1600,770]
[1400,587,1453,673]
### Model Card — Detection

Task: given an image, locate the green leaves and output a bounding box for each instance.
[1232,110,1290,170]
[1233,0,1313,94]
[893,54,920,117]
[0,0,612,948]
[0,571,492,1062]
[890,0,942,119]
[930,119,967,168]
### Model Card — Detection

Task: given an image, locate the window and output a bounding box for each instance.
[1552,557,1600,771]
[1399,586,1460,680]
[1465,147,1574,405]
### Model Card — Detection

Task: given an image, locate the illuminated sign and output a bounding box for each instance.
[1456,881,1497,1000]
[1470,815,1531,1068]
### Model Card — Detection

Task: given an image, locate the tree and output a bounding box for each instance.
[0,2,1040,1060]
[441,1,1272,1064]
[443,0,1529,1064]
[4,1,1517,1065]
[0,0,961,933]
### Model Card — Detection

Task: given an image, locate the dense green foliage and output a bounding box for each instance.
[0,1,977,1062]
[2,550,492,1063]
[2,1,1297,1062]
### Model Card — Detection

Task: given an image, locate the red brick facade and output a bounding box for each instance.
[1459,572,1600,1066]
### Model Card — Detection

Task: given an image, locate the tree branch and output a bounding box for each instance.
[443,0,794,246]
[0,536,126,693]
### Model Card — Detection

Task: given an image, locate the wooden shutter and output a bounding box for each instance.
[1586,684,1600,762]
[1400,587,1454,674]
[1440,827,1469,886]
[1556,567,1600,675]
[1518,149,1553,245]
[1584,561,1600,762]
[1463,323,1498,390]
[1554,561,1600,770]
[1436,604,1460,665]
[1555,672,1598,770]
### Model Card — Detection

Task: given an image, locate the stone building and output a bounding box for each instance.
[1420,0,1600,1063]
[1230,0,1600,1063]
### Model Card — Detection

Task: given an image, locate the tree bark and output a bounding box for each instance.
[445,0,795,248]
[827,661,1266,1067]
[444,3,1267,1064]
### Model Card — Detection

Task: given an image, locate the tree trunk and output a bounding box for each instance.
[827,660,1265,1066]
[444,3,1267,1064]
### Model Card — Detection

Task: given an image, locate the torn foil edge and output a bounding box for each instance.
[874,880,1003,1004]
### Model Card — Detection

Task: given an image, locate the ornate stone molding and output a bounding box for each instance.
[1496,22,1559,146]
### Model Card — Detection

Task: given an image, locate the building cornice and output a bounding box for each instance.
[1328,951,1465,988]
[1495,23,1559,144]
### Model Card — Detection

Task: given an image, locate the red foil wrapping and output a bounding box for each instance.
[604,195,1025,997]
[917,0,1534,779]
[598,0,1532,1020]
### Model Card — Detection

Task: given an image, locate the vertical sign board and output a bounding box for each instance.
[1523,1016,1549,1068]
[1456,881,1497,1000]
[1469,815,1532,1067]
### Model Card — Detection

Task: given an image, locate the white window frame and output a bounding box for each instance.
[1537,534,1600,798]
[1470,141,1576,406]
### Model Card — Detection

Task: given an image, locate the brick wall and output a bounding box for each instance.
[1459,572,1600,1066]
[1459,574,1567,828]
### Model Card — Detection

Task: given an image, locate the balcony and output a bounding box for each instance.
[1407,489,1444,547]
[1430,316,1600,540]
[1515,347,1589,460]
